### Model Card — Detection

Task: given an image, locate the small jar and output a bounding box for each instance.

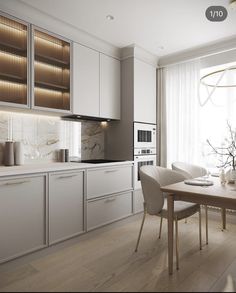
[60,149,66,162]
[220,169,226,186]
[65,149,69,162]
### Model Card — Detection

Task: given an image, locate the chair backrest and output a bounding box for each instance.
[172,162,207,179]
[139,166,186,215]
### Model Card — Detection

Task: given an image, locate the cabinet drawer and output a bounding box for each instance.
[87,165,133,199]
[87,191,133,231]
[49,171,84,244]
[0,175,47,263]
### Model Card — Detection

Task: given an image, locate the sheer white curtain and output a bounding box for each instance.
[165,60,201,167]
[157,67,167,167]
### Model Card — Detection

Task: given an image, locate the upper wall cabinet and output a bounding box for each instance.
[32,27,72,113]
[0,14,29,108]
[73,43,100,117]
[72,45,121,120]
[100,54,121,120]
[134,59,156,124]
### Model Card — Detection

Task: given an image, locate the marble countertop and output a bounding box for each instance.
[0,161,134,178]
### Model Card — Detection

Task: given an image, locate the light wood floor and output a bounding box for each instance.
[1,210,236,292]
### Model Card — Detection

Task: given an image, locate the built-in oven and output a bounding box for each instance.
[134,122,156,151]
[134,154,157,189]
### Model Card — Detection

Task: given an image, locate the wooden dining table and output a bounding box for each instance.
[161,176,236,275]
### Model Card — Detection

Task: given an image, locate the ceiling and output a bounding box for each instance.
[20,0,236,57]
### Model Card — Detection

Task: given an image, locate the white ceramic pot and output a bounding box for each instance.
[14,142,24,166]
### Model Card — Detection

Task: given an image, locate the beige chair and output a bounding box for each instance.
[172,162,210,243]
[135,166,202,270]
[171,162,207,179]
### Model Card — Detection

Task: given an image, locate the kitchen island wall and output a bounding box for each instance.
[0,112,105,165]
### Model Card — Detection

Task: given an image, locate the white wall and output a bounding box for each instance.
[201,49,236,69]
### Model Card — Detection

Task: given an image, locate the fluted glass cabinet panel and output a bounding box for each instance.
[33,29,71,111]
[0,15,28,106]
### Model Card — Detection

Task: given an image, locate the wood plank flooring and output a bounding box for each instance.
[1,210,236,292]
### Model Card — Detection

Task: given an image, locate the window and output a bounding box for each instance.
[199,62,236,169]
[165,60,236,171]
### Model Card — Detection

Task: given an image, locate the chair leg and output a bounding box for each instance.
[135,203,147,252]
[221,208,226,231]
[199,209,202,250]
[185,218,187,224]
[205,205,208,245]
[175,218,179,270]
[158,216,163,239]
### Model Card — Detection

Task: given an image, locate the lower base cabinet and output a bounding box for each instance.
[0,175,47,263]
[0,164,134,263]
[49,171,84,244]
[87,191,133,231]
[134,189,144,214]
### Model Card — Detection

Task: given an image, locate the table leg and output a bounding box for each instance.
[221,208,226,231]
[168,194,174,275]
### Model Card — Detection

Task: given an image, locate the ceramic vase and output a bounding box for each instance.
[230,169,236,181]
[14,142,24,166]
[4,141,14,166]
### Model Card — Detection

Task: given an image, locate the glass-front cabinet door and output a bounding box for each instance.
[0,14,29,107]
[32,27,71,113]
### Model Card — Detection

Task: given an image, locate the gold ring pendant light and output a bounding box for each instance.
[200,67,236,88]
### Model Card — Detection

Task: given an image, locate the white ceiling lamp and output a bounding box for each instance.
[199,65,236,107]
[230,0,236,9]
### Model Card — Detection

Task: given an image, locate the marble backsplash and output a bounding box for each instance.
[0,112,105,165]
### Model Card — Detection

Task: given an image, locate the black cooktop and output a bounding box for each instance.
[80,159,125,164]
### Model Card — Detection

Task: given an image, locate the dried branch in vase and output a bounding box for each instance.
[207,121,236,170]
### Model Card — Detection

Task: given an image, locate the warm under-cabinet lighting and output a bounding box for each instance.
[35,61,69,74]
[0,80,26,104]
[35,36,65,49]
[0,22,26,35]
[0,80,26,90]
[0,50,26,63]
[34,87,66,98]
[0,110,61,121]
[101,121,108,126]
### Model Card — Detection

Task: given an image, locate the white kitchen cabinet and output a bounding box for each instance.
[86,165,133,200]
[0,175,47,263]
[73,43,100,117]
[87,191,133,231]
[100,54,121,120]
[134,59,156,124]
[49,171,84,244]
[73,48,121,120]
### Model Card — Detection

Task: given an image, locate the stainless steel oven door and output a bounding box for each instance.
[134,155,157,190]
[134,122,156,149]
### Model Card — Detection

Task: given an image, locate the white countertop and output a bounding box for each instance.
[0,161,134,178]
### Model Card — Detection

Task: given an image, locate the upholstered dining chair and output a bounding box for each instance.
[172,162,210,243]
[135,166,202,271]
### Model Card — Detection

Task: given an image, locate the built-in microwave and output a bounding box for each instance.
[134,122,156,151]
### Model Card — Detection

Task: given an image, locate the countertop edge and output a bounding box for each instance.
[0,161,134,178]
